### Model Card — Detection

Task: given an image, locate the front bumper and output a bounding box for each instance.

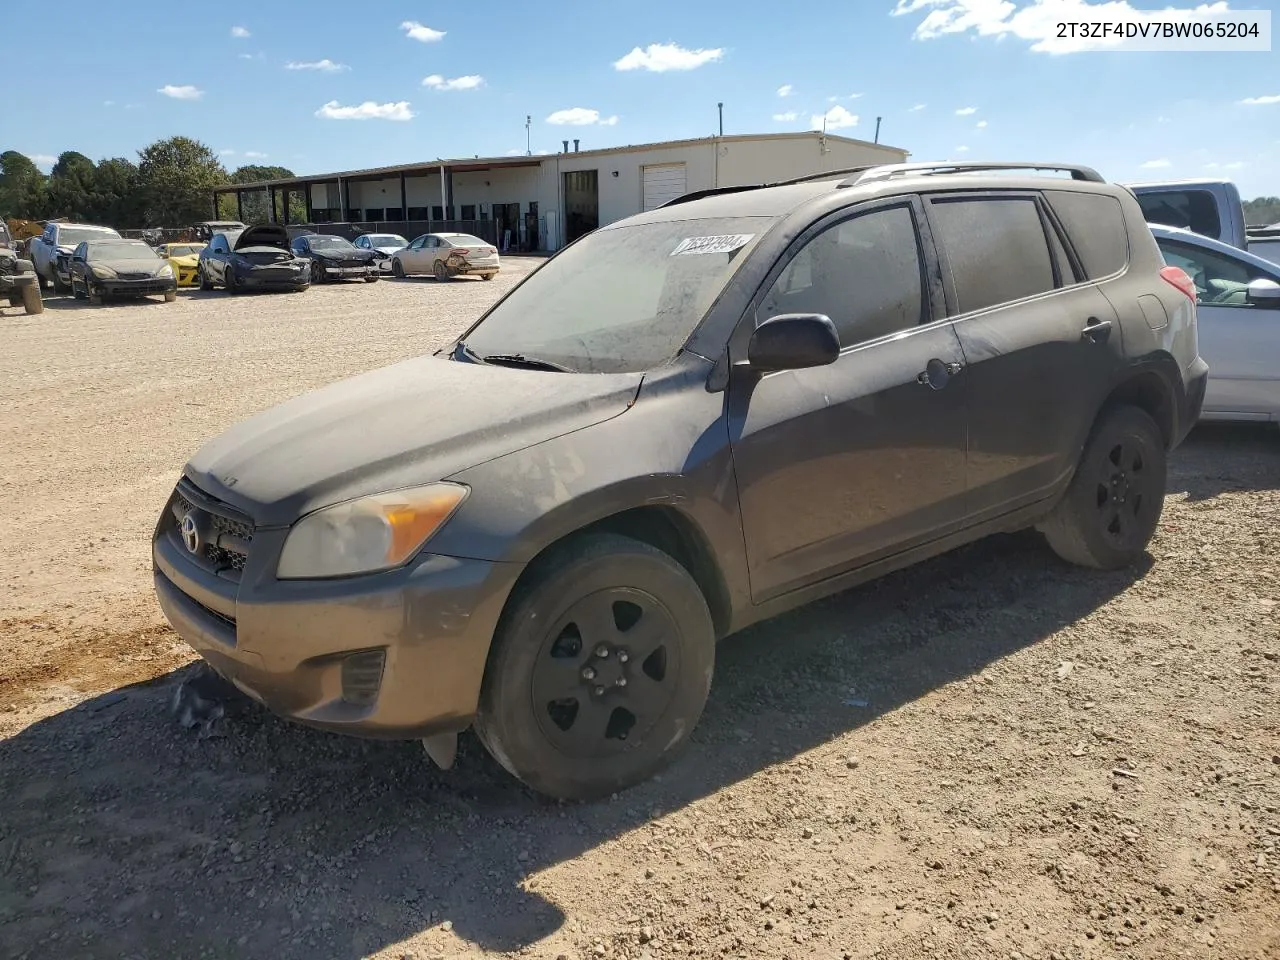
[152,514,521,739]
[322,264,377,279]
[375,258,394,273]
[236,270,310,291]
[94,276,177,296]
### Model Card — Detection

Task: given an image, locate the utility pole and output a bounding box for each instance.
[874,116,882,144]
[717,102,723,136]
[525,115,532,156]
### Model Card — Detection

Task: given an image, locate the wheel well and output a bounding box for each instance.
[513,506,733,639]
[1101,370,1176,448]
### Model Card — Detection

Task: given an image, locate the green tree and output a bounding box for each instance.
[1244,196,1280,227]
[136,136,227,226]
[0,151,48,219]
[90,158,144,228]
[45,150,97,219]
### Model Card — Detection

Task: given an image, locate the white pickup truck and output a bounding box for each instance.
[29,221,122,292]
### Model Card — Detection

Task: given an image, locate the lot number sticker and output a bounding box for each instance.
[670,234,756,257]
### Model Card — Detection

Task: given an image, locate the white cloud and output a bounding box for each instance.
[773,111,799,122]
[30,154,56,169]
[422,74,485,90]
[811,105,859,130]
[158,84,203,100]
[1239,94,1280,105]
[1207,160,1246,170]
[238,53,255,60]
[893,0,1245,55]
[613,42,723,72]
[286,59,349,72]
[909,103,927,111]
[546,107,618,126]
[230,26,250,38]
[955,106,977,116]
[976,119,989,128]
[777,84,793,97]
[401,21,445,42]
[1141,158,1173,169]
[505,149,522,156]
[103,100,114,107]
[827,93,864,102]
[535,149,551,156]
[244,151,268,159]
[316,100,414,121]
[955,145,971,153]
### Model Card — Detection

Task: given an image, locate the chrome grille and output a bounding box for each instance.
[169,480,254,577]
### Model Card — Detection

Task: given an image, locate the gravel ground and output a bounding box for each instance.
[1,268,1278,960]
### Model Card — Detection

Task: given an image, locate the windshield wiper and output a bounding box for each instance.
[452,340,485,364]
[476,353,571,373]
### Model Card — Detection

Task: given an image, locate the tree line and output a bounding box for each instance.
[0,136,302,229]
[1243,197,1280,227]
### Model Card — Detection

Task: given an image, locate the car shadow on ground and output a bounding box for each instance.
[0,531,1146,959]
[1167,421,1278,501]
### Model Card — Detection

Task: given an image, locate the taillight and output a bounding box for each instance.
[1160,265,1197,302]
[453,248,470,256]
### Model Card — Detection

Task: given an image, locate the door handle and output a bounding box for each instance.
[1082,317,1113,343]
[917,358,964,389]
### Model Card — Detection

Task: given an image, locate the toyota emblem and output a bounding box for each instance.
[180,513,201,555]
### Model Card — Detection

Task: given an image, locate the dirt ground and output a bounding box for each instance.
[1,268,1277,960]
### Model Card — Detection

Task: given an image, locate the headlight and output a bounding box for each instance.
[91,265,118,279]
[276,482,469,579]
[157,263,174,278]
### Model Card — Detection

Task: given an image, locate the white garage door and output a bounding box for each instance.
[642,163,688,211]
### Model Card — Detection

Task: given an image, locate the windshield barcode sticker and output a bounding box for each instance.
[670,234,755,257]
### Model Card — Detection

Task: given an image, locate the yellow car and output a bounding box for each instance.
[157,242,207,287]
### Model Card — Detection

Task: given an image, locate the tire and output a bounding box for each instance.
[87,285,102,306]
[72,275,86,300]
[311,261,324,285]
[38,269,50,291]
[22,284,43,315]
[433,260,448,281]
[365,274,379,283]
[8,292,22,307]
[391,259,404,278]
[474,533,715,801]
[1038,405,1166,570]
[51,268,69,295]
[198,265,213,291]
[164,288,177,303]
[482,273,496,281]
[225,270,238,295]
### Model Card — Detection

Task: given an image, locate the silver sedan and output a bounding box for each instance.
[390,232,500,281]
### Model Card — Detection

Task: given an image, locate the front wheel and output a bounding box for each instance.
[365,274,379,283]
[1038,405,1166,570]
[22,284,44,315]
[72,275,86,300]
[198,265,213,291]
[51,268,69,295]
[311,261,324,285]
[391,259,404,278]
[474,533,715,801]
[224,270,238,294]
[163,288,177,303]
[481,273,496,281]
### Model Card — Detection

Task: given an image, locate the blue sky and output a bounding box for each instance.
[7,0,1278,198]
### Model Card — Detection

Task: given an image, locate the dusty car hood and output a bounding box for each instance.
[185,355,643,526]
[96,256,167,274]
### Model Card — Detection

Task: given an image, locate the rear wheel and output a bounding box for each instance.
[22,284,42,314]
[482,273,496,281]
[474,533,715,801]
[1038,405,1166,570]
[433,260,448,281]
[38,269,50,291]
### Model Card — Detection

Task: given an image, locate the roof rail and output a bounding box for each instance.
[659,184,767,208]
[659,166,883,208]
[772,164,883,186]
[840,161,1106,188]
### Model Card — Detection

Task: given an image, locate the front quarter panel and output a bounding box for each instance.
[434,356,752,616]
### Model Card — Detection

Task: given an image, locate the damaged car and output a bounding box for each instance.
[197,225,310,294]
[291,233,379,284]
[69,238,177,304]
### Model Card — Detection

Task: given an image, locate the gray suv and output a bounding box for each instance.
[153,161,1208,800]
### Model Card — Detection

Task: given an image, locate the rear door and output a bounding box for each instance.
[1155,235,1280,419]
[727,197,970,601]
[925,190,1127,521]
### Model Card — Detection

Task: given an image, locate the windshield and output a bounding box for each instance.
[220,230,244,247]
[444,234,489,248]
[462,216,771,374]
[367,235,408,247]
[88,241,158,260]
[307,235,356,251]
[166,244,204,257]
[59,227,119,247]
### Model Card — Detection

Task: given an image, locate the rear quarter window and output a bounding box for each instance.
[1135,189,1222,241]
[1046,190,1130,279]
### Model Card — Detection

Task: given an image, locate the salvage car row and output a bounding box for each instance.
[19,220,502,304]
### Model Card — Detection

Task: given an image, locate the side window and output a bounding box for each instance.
[929,196,1056,314]
[756,205,924,348]
[1137,190,1222,240]
[1045,190,1130,279]
[1156,239,1271,306]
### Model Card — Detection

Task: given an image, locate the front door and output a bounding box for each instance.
[1156,234,1280,418]
[728,198,969,602]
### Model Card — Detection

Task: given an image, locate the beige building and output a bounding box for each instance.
[211,131,910,252]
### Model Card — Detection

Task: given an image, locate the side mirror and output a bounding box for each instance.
[745,313,841,373]
[1245,277,1280,306]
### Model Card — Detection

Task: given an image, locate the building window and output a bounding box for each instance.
[431,206,443,220]
[407,207,429,220]
[460,204,476,220]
